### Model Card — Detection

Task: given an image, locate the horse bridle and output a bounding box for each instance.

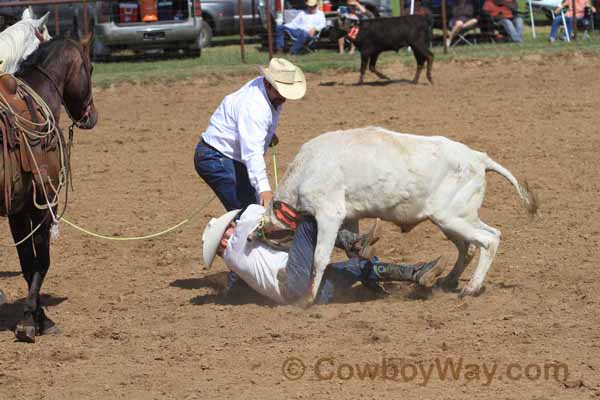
[32,39,94,130]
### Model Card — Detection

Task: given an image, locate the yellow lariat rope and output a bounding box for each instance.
[59,195,216,241]
[272,144,279,189]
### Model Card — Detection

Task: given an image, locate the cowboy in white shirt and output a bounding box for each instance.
[275,0,327,54]
[194,58,305,212]
[202,205,446,305]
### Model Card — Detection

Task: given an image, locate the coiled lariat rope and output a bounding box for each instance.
[0,75,68,246]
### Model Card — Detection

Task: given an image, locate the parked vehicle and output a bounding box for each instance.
[92,0,210,58]
[201,0,264,37]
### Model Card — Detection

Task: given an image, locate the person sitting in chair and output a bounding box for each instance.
[447,0,478,46]
[483,0,523,42]
[275,0,327,55]
[549,0,596,42]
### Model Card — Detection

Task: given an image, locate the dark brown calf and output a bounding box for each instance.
[328,15,434,85]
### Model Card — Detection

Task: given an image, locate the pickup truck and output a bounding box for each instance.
[92,0,210,58]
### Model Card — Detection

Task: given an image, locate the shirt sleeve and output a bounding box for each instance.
[286,11,305,29]
[238,104,272,194]
[314,12,327,31]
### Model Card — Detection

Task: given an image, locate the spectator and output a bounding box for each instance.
[483,0,523,42]
[337,0,374,54]
[275,0,327,54]
[549,0,596,42]
[447,0,478,46]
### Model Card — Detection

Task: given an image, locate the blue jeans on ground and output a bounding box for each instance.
[549,15,575,40]
[499,16,524,42]
[275,25,312,54]
[194,139,259,290]
[285,215,378,304]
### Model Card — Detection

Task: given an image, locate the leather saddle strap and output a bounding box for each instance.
[1,114,12,214]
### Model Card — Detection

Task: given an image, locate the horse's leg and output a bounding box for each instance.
[29,207,58,336]
[9,209,39,343]
[9,206,57,341]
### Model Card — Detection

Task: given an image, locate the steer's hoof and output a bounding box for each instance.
[15,322,36,343]
[458,286,486,299]
[437,277,459,292]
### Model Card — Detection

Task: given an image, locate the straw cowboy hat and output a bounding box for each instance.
[346,0,360,5]
[305,0,319,6]
[202,209,240,268]
[257,58,306,100]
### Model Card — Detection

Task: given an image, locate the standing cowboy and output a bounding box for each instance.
[194,58,306,212]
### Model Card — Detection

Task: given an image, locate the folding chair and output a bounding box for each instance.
[527,0,571,41]
[283,28,323,53]
[450,23,479,46]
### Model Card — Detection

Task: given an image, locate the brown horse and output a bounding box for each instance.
[1,34,98,342]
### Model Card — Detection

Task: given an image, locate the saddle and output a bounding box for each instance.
[0,73,60,216]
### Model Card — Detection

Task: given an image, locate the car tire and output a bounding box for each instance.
[198,20,213,48]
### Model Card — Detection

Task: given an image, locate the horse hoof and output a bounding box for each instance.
[36,313,62,336]
[41,324,63,336]
[39,318,62,336]
[15,323,36,343]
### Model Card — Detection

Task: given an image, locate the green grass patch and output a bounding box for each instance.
[92,29,600,87]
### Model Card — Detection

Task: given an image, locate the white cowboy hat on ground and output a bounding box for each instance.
[202,209,240,268]
[257,58,306,100]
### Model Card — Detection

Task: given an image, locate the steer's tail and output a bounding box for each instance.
[484,156,539,218]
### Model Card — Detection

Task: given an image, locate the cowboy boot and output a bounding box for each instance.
[335,219,381,259]
[373,256,447,288]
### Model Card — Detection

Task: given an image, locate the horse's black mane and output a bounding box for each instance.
[16,38,75,76]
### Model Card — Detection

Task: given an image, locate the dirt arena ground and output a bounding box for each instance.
[1,52,600,399]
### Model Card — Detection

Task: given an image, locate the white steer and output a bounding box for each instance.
[265,126,537,303]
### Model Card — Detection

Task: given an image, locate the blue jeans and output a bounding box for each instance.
[194,140,258,212]
[285,215,378,304]
[499,16,524,42]
[549,15,575,40]
[275,25,312,54]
